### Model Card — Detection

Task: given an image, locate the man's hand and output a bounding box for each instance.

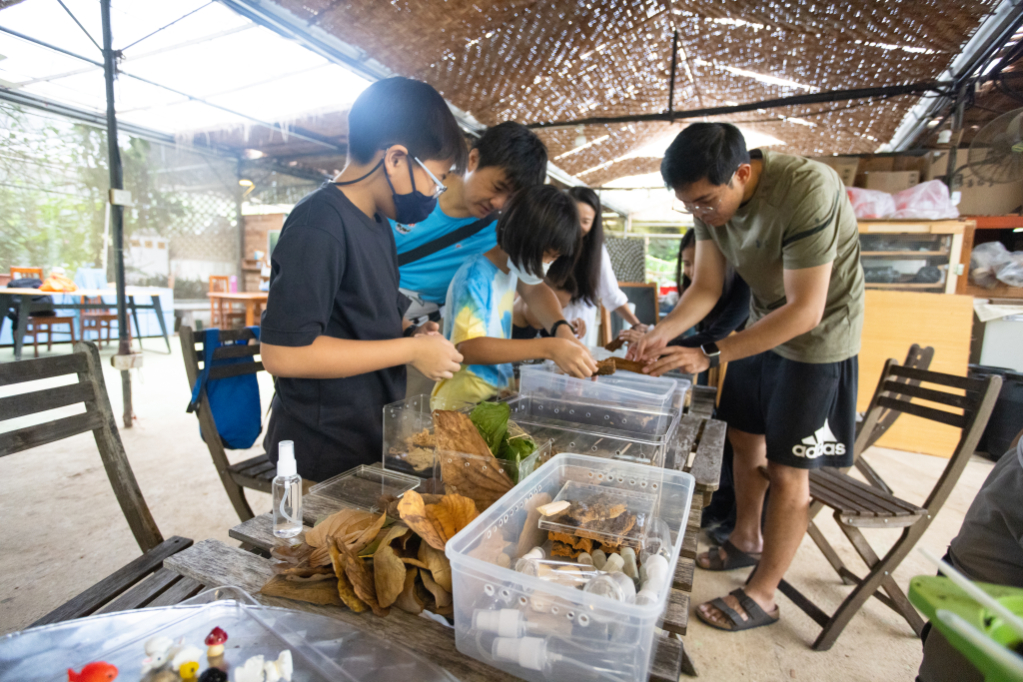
[412,321,441,337]
[616,328,645,346]
[643,346,709,377]
[627,325,672,362]
[631,323,650,333]
[411,335,463,381]
[546,338,597,377]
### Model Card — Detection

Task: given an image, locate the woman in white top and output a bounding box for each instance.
[512,186,646,346]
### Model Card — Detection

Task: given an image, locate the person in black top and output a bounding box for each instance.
[260,77,466,482]
[617,228,749,353]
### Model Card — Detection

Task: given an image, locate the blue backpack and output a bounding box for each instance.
[187,327,262,450]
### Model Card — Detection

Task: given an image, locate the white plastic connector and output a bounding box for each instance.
[473,609,527,638]
[492,636,547,671]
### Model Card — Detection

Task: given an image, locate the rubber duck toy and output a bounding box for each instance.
[170,646,203,680]
[204,627,229,658]
[67,662,118,682]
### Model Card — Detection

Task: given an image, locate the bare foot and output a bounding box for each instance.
[696,540,762,570]
[697,591,779,630]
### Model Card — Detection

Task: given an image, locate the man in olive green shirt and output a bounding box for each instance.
[631,123,865,633]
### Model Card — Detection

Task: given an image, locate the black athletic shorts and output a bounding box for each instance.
[716,350,858,470]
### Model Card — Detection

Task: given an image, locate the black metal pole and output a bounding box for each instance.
[667,30,678,117]
[100,0,132,427]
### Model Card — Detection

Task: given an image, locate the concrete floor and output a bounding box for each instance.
[0,338,996,681]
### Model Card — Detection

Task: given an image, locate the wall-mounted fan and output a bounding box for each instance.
[967,107,1023,184]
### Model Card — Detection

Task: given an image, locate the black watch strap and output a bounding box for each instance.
[403,325,418,338]
[549,319,572,337]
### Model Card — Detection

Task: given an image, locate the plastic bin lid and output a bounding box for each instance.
[310,465,421,512]
[537,479,656,548]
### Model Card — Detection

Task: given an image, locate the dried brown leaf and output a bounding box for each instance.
[373,545,406,608]
[418,542,452,592]
[328,540,368,613]
[260,575,342,606]
[419,569,452,609]
[428,495,478,541]
[305,509,374,548]
[270,542,315,565]
[348,512,388,554]
[433,410,514,510]
[340,541,389,617]
[397,490,446,550]
[401,557,430,569]
[469,530,512,565]
[393,567,424,615]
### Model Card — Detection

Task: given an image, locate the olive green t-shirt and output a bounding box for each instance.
[693,150,864,363]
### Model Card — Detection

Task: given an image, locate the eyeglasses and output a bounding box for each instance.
[414,157,447,198]
[671,170,737,215]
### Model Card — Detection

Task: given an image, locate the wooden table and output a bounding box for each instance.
[207,291,268,327]
[0,287,171,360]
[161,396,725,681]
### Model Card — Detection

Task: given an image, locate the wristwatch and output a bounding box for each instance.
[700,341,721,368]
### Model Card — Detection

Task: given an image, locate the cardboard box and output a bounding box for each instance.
[813,156,860,187]
[861,170,920,193]
[925,149,1023,215]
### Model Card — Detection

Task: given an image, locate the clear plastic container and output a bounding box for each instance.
[446,454,695,682]
[538,358,691,414]
[383,394,545,486]
[309,464,421,513]
[520,366,677,418]
[0,586,458,682]
[537,480,657,549]
[506,395,681,468]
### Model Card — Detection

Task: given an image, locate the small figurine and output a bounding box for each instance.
[263,650,293,682]
[198,669,228,682]
[142,636,177,675]
[171,646,202,679]
[621,547,639,579]
[603,552,625,573]
[205,627,229,658]
[233,655,264,682]
[591,549,607,570]
[68,662,118,682]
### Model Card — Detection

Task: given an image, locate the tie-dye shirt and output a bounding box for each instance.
[431,254,517,409]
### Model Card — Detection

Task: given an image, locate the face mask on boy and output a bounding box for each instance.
[334,155,441,226]
[507,259,552,286]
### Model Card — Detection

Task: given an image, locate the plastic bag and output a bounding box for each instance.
[970,241,1013,288]
[846,187,895,219]
[890,180,960,220]
[995,251,1023,288]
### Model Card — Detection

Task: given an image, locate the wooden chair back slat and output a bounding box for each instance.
[881,380,971,410]
[0,412,105,456]
[0,382,96,423]
[194,327,259,345]
[888,363,986,393]
[0,342,163,552]
[11,266,44,280]
[211,344,261,360]
[0,353,88,387]
[875,396,967,429]
[209,275,230,293]
[208,362,265,381]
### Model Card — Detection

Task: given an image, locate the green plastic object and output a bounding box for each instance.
[909,576,1023,682]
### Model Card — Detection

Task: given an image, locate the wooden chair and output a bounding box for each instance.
[80,295,130,349]
[9,266,78,357]
[180,325,273,521]
[773,364,1002,651]
[853,344,935,494]
[209,275,245,329]
[0,273,11,287]
[0,341,194,626]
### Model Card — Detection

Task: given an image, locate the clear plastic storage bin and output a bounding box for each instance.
[506,394,681,468]
[520,366,677,417]
[309,465,421,512]
[446,453,695,682]
[383,394,544,486]
[539,356,691,414]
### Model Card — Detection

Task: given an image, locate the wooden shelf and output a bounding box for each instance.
[861,250,949,257]
[962,281,1023,300]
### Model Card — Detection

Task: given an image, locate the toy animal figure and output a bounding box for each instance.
[263,650,293,682]
[170,646,203,679]
[67,662,118,682]
[141,636,179,675]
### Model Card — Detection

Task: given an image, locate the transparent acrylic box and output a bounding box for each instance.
[446,453,695,682]
[520,365,678,418]
[309,465,421,513]
[536,357,691,414]
[383,394,545,487]
[505,394,681,468]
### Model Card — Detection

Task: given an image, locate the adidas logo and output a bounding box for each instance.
[792,419,847,458]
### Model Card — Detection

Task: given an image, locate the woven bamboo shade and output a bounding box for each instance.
[268,0,1000,182]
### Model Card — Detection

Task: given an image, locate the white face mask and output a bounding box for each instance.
[507,259,552,286]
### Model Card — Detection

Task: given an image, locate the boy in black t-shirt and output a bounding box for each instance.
[260,77,466,481]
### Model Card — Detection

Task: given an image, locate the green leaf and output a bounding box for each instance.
[498,434,536,464]
[469,401,510,455]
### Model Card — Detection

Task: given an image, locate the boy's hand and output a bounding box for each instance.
[413,321,441,336]
[571,317,587,340]
[547,338,597,378]
[627,325,671,362]
[412,335,463,381]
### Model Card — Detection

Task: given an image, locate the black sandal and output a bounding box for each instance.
[697,588,780,632]
[697,540,760,571]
